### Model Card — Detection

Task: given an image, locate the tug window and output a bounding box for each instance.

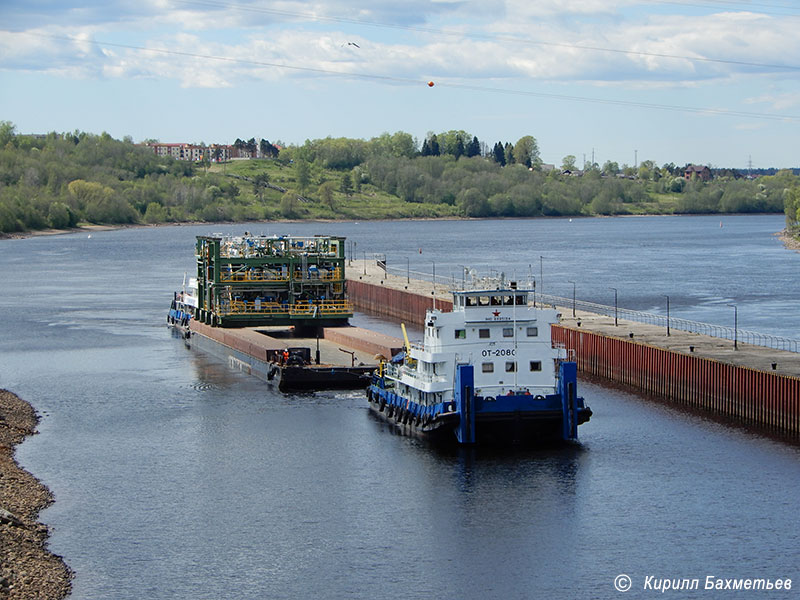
[479,328,490,339]
[482,362,494,373]
[515,295,526,305]
[466,296,477,307]
[455,329,466,339]
[505,361,517,373]
[502,328,513,338]
[526,326,539,337]
[529,361,542,372]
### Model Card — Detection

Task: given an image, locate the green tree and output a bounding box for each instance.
[295,159,311,194]
[47,202,75,229]
[318,180,337,210]
[437,130,470,157]
[340,172,353,196]
[423,134,440,157]
[389,132,418,158]
[0,203,20,232]
[454,137,464,160]
[457,188,489,217]
[513,136,540,168]
[365,131,419,159]
[561,155,577,171]
[351,166,363,193]
[492,142,506,166]
[785,186,800,231]
[143,202,168,223]
[252,173,270,202]
[280,192,298,218]
[0,121,16,148]
[602,160,619,176]
[638,159,657,181]
[466,136,481,158]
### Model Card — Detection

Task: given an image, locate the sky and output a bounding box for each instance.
[1,0,799,169]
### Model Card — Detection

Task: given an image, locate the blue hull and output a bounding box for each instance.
[367,363,591,445]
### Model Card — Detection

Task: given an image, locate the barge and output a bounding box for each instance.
[169,233,379,391]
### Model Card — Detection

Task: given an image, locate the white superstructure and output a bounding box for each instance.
[385,284,566,405]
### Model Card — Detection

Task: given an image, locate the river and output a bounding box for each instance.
[2,215,798,599]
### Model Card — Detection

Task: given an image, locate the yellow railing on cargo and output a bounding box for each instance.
[219,271,289,283]
[219,301,288,316]
[218,300,352,316]
[289,301,352,316]
[292,268,343,281]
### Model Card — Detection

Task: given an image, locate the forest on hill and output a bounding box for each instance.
[1,121,798,236]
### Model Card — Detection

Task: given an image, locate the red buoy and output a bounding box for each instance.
[427,81,434,87]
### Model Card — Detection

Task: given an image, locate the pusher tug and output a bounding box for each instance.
[367,275,591,444]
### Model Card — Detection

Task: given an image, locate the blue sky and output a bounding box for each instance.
[1,0,799,168]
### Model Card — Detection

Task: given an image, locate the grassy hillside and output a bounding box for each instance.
[206,159,458,220]
[1,122,796,235]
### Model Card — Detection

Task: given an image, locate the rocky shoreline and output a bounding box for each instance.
[777,228,800,251]
[0,390,72,599]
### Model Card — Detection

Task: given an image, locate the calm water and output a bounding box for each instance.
[2,215,799,599]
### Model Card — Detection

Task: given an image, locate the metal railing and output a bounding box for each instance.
[220,270,289,283]
[220,267,342,283]
[219,300,352,316]
[381,262,800,354]
[383,362,448,385]
[540,294,800,353]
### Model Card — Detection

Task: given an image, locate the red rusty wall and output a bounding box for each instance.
[552,325,800,437]
[347,279,452,325]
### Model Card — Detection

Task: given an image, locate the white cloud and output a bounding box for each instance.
[744,92,800,111]
[3,0,799,95]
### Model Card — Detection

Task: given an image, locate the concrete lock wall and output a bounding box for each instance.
[552,326,800,438]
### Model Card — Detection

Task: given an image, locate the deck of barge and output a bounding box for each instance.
[188,320,402,370]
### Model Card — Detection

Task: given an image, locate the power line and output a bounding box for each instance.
[171,0,800,72]
[443,81,800,121]
[19,31,800,122]
[29,32,419,85]
[647,0,800,16]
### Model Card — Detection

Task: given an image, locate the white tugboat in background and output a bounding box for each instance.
[167,274,198,337]
[367,273,591,444]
